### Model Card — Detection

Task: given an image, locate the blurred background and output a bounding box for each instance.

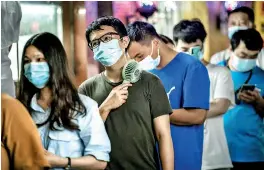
[9,1,264,88]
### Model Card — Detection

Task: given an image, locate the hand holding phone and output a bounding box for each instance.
[238,84,262,104]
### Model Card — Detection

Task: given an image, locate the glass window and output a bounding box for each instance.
[10,2,63,82]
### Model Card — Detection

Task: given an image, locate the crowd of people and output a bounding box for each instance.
[1,2,264,170]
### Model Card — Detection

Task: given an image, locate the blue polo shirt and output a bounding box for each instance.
[218,61,264,162]
[150,52,210,170]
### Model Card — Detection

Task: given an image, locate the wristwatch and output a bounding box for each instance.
[65,157,71,170]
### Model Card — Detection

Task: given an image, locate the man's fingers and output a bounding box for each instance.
[120,89,129,95]
[121,95,128,100]
[115,83,132,90]
[240,93,255,101]
[247,90,259,98]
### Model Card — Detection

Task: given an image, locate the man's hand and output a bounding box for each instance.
[99,83,132,121]
[104,83,132,110]
[238,90,262,104]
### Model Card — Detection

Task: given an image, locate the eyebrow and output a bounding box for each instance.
[24,56,29,59]
[182,47,189,50]
[240,51,258,58]
[134,53,141,58]
[24,54,43,59]
[249,53,259,58]
[92,32,119,41]
[241,52,247,56]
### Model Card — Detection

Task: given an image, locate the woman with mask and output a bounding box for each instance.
[17,32,111,170]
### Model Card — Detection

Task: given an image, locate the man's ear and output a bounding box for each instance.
[152,38,160,48]
[121,36,130,49]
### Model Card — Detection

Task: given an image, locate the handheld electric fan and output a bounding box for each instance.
[122,60,142,84]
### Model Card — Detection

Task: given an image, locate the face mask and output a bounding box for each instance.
[93,39,123,67]
[24,62,50,89]
[189,46,203,60]
[139,41,160,70]
[228,26,248,39]
[231,54,257,72]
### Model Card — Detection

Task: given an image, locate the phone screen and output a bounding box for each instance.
[240,84,256,92]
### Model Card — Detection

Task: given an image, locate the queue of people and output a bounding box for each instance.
[1,3,264,170]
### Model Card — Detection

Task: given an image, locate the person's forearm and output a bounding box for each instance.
[207,99,230,118]
[158,134,174,170]
[170,109,207,125]
[99,102,111,122]
[52,156,107,170]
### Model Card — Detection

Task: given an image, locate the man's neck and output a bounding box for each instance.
[227,57,236,71]
[156,44,178,69]
[104,55,127,83]
[104,68,123,83]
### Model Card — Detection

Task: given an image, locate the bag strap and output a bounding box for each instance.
[234,70,253,95]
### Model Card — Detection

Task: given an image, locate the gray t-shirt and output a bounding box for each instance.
[79,70,172,170]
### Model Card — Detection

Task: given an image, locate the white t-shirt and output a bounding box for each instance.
[202,64,235,170]
[210,48,264,71]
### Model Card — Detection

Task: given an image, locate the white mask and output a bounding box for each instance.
[139,41,160,70]
[231,54,257,72]
[228,26,248,39]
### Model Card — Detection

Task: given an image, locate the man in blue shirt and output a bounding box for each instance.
[218,29,264,169]
[173,19,234,170]
[126,21,210,170]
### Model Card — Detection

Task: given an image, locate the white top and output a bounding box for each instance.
[202,64,235,170]
[30,93,111,170]
[210,48,264,70]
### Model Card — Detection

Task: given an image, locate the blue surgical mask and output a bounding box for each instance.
[228,26,248,39]
[231,54,257,72]
[139,41,160,70]
[189,46,203,60]
[93,39,123,66]
[24,62,50,89]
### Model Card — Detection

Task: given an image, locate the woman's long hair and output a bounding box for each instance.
[17,32,86,130]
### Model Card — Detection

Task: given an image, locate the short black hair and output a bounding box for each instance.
[231,29,263,51]
[85,16,127,44]
[127,21,160,44]
[228,6,255,23]
[173,19,207,44]
[159,34,175,46]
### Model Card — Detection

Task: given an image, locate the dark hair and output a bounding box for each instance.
[159,34,175,46]
[127,21,160,44]
[86,16,127,44]
[173,19,207,44]
[17,32,86,131]
[228,6,255,23]
[231,29,263,51]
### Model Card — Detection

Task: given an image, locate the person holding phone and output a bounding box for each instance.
[210,6,264,71]
[217,29,264,169]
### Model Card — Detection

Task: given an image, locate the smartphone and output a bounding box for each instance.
[240,84,256,92]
